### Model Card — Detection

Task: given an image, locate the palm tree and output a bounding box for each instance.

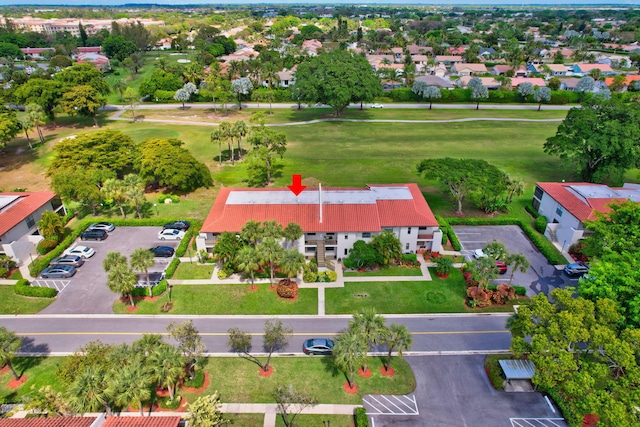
[262,64,279,90]
[0,326,23,380]
[107,262,138,306]
[107,360,153,416]
[67,367,112,415]
[262,220,283,240]
[148,344,184,400]
[26,103,46,144]
[113,80,126,102]
[19,117,34,149]
[235,246,262,290]
[102,178,128,219]
[123,174,146,219]
[506,253,530,287]
[103,251,127,273]
[256,237,283,289]
[211,128,224,166]
[228,60,242,80]
[241,220,263,246]
[279,249,305,280]
[333,328,368,389]
[37,211,65,242]
[282,222,303,249]
[183,62,204,85]
[130,248,155,297]
[349,308,386,373]
[219,121,235,164]
[212,231,241,266]
[381,323,413,373]
[232,120,248,160]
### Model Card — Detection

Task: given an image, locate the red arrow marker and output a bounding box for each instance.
[287,174,306,196]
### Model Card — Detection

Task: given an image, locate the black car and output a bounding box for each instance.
[163,221,190,231]
[303,338,335,355]
[50,255,84,268]
[80,229,108,241]
[150,246,175,258]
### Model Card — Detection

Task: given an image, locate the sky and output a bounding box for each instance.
[0,0,638,5]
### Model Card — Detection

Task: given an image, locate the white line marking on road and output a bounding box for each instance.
[544,396,555,413]
[510,418,566,427]
[379,395,410,413]
[364,395,394,414]
[370,416,375,427]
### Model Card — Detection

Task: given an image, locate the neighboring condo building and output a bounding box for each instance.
[0,15,164,36]
[198,184,442,266]
[533,182,640,251]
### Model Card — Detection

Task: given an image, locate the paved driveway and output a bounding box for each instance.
[39,226,178,314]
[367,355,566,427]
[453,225,573,297]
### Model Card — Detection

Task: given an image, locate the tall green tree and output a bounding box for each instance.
[37,211,65,242]
[123,173,146,219]
[0,107,21,149]
[106,357,152,416]
[148,343,184,401]
[371,231,402,266]
[106,262,137,306]
[122,87,139,121]
[333,328,368,390]
[293,49,382,117]
[582,200,640,258]
[130,248,155,297]
[13,79,64,124]
[256,237,284,288]
[279,249,305,280]
[247,125,287,186]
[227,318,292,374]
[54,62,110,95]
[102,35,137,62]
[19,116,34,149]
[0,326,23,380]
[167,321,205,379]
[61,85,105,127]
[213,231,242,267]
[241,220,263,246]
[25,103,46,144]
[235,246,262,290]
[282,222,303,249]
[544,98,640,185]
[274,384,318,427]
[350,308,386,373]
[102,177,128,219]
[66,367,112,415]
[506,253,530,287]
[380,323,413,373]
[232,120,248,161]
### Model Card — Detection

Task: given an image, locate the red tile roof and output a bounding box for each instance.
[0,418,96,427]
[102,416,181,427]
[0,192,56,237]
[201,184,438,233]
[536,182,629,222]
[604,75,640,87]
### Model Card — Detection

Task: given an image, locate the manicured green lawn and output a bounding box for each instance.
[172,263,215,280]
[343,266,423,277]
[185,356,414,405]
[113,283,317,315]
[275,414,354,427]
[0,286,54,315]
[225,414,266,426]
[0,357,65,404]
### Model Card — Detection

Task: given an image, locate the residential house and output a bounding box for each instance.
[197,184,442,266]
[479,47,497,57]
[391,47,404,63]
[491,65,528,77]
[382,80,403,90]
[77,52,110,71]
[0,415,181,427]
[457,76,500,90]
[0,192,66,266]
[19,47,54,59]
[546,63,569,76]
[572,63,614,76]
[366,54,395,71]
[154,37,173,50]
[276,70,294,88]
[559,78,580,91]
[414,75,455,89]
[411,54,429,67]
[425,63,448,77]
[406,44,433,56]
[533,182,640,251]
[604,75,640,91]
[76,46,102,54]
[450,63,488,76]
[510,77,546,88]
[302,39,322,56]
[448,46,466,55]
[434,55,463,67]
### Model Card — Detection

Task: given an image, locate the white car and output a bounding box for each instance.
[65,245,96,259]
[88,222,115,232]
[158,229,185,241]
[473,249,488,259]
[370,103,384,108]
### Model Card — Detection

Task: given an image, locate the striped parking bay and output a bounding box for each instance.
[363,394,419,416]
[510,418,568,427]
[32,280,70,293]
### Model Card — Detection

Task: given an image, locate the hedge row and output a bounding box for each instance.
[354,407,369,427]
[15,279,57,298]
[28,217,198,277]
[487,284,527,296]
[389,88,582,105]
[436,216,462,251]
[445,217,566,265]
[165,258,180,279]
[132,279,168,297]
[524,204,539,219]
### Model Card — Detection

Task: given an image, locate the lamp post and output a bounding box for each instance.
[169,283,173,302]
[154,203,158,215]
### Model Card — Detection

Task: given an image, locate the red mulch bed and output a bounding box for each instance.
[435,273,449,278]
[343,382,359,394]
[126,305,139,313]
[248,285,259,292]
[181,372,210,393]
[156,387,170,398]
[358,368,372,378]
[259,365,274,377]
[0,365,9,375]
[8,375,28,389]
[380,366,395,377]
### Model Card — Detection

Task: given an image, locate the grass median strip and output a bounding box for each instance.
[343,266,423,277]
[0,285,55,315]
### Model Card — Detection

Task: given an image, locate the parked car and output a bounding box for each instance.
[158,229,185,241]
[303,338,335,355]
[163,221,190,231]
[87,222,115,232]
[495,261,507,274]
[150,246,175,258]
[80,229,108,241]
[370,103,384,108]
[65,245,96,259]
[41,265,76,279]
[50,255,84,268]
[473,249,488,259]
[564,263,590,277]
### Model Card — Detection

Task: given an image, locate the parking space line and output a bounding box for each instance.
[510,418,567,427]
[363,394,419,416]
[378,395,412,413]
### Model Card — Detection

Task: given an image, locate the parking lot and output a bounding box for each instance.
[39,226,179,314]
[453,225,573,297]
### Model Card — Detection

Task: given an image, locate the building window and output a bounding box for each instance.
[362,232,371,238]
[534,186,543,200]
[344,235,348,240]
[532,198,540,212]
[405,243,410,250]
[407,227,411,234]
[344,249,348,256]
[383,228,393,232]
[26,215,35,229]
[555,207,563,217]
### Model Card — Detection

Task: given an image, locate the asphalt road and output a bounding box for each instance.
[0,314,512,356]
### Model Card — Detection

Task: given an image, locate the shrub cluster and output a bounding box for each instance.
[436,216,462,251]
[131,279,168,297]
[276,278,298,299]
[157,194,181,204]
[15,279,57,298]
[535,216,548,234]
[354,407,369,427]
[487,284,526,296]
[36,239,58,255]
[317,270,338,282]
[164,259,180,279]
[524,204,539,219]
[389,87,581,105]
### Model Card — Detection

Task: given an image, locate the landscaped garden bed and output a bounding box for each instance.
[343,266,423,277]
